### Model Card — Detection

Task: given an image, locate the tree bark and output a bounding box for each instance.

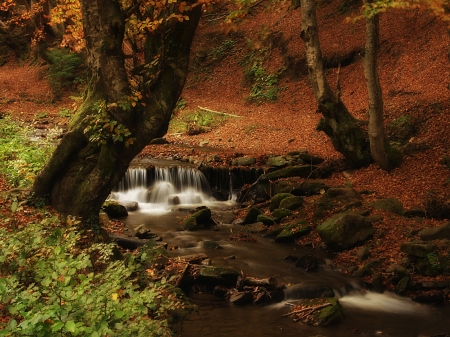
[32,1,202,225]
[362,1,392,171]
[300,0,371,167]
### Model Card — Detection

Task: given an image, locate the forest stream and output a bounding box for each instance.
[111,162,450,337]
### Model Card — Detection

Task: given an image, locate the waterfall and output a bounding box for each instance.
[111,166,212,212]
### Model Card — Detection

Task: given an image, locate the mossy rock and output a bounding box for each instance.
[324,187,362,203]
[400,243,435,258]
[260,165,323,182]
[279,196,304,211]
[298,298,345,326]
[369,198,404,215]
[182,207,212,231]
[257,214,275,226]
[415,253,443,277]
[235,156,256,166]
[317,213,375,251]
[267,156,287,167]
[272,179,328,196]
[395,276,410,295]
[270,193,294,211]
[272,208,292,223]
[242,207,262,225]
[197,266,240,286]
[275,220,311,243]
[419,222,450,241]
[297,152,325,165]
[353,259,382,278]
[102,201,128,218]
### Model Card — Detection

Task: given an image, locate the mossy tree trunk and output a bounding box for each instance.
[300,0,372,167]
[362,0,394,171]
[32,0,202,225]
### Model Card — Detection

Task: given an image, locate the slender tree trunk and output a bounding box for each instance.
[300,0,371,167]
[362,1,392,171]
[32,1,202,225]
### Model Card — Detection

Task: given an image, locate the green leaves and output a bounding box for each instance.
[83,100,136,147]
[0,220,188,336]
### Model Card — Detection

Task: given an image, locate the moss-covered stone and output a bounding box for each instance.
[242,207,262,225]
[415,253,442,277]
[257,214,275,226]
[270,193,294,211]
[272,208,292,223]
[369,198,404,215]
[419,222,450,241]
[182,207,212,231]
[102,200,128,218]
[272,179,328,196]
[260,165,323,182]
[400,243,435,258]
[353,259,382,278]
[275,220,311,243]
[267,156,287,167]
[317,213,375,251]
[235,156,256,166]
[279,196,304,210]
[298,298,345,326]
[395,276,410,295]
[197,266,240,286]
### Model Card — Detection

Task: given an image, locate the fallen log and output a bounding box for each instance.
[108,233,148,250]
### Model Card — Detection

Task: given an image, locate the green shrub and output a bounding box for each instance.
[239,48,285,105]
[46,48,85,97]
[0,116,57,188]
[0,217,188,336]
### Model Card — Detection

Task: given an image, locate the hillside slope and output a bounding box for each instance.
[164,0,450,210]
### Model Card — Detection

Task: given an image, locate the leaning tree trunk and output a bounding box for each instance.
[300,0,371,167]
[32,0,202,225]
[362,0,393,171]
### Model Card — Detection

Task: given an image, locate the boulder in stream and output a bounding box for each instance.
[182,207,213,231]
[102,200,128,218]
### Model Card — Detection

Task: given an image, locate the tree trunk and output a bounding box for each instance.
[32,1,202,225]
[300,0,371,167]
[362,1,393,171]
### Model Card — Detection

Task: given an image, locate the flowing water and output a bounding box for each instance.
[112,165,450,337]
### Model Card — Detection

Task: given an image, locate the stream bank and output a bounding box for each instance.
[104,149,450,336]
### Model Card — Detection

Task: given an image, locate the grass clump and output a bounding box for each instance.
[239,47,285,105]
[0,116,57,188]
[169,107,230,135]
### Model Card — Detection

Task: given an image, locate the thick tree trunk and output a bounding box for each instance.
[32,1,202,225]
[300,0,371,167]
[362,2,392,171]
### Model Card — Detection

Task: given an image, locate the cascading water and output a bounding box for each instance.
[111,166,214,213]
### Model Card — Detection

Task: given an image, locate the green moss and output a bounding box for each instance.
[270,193,294,211]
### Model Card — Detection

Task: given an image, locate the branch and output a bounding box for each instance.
[282,303,331,317]
[198,106,242,118]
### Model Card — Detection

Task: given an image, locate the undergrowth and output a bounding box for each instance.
[0,116,57,188]
[169,105,230,135]
[0,214,188,336]
[46,48,85,98]
[239,47,285,105]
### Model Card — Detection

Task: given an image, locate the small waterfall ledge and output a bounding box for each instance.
[109,163,258,213]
